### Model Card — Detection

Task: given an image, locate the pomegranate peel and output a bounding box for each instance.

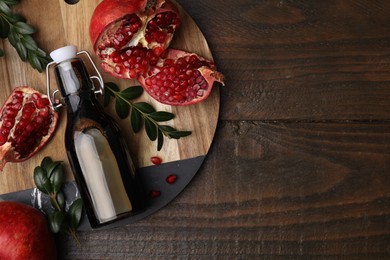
[0,86,59,170]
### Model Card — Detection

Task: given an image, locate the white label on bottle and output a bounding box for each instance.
[74,128,132,223]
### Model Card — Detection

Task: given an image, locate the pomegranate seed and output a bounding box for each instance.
[169,66,176,74]
[166,174,177,184]
[14,91,23,97]
[129,69,137,78]
[150,190,161,198]
[39,108,49,117]
[36,98,49,109]
[197,90,204,97]
[145,78,152,86]
[3,120,14,129]
[34,116,44,124]
[115,65,122,74]
[196,76,204,84]
[130,23,140,33]
[151,156,162,165]
[25,123,35,133]
[1,128,9,137]
[173,95,184,101]
[0,135,7,145]
[153,47,164,57]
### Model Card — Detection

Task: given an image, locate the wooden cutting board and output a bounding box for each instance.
[0,0,220,195]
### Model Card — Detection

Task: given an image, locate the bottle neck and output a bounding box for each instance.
[54,58,98,113]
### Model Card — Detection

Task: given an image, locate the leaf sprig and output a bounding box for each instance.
[33,157,83,244]
[0,0,51,72]
[104,82,192,151]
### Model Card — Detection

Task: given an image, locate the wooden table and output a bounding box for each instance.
[4,0,390,258]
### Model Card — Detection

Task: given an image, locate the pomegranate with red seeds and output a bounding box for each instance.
[0,86,59,170]
[90,0,180,79]
[139,48,224,105]
[90,0,224,106]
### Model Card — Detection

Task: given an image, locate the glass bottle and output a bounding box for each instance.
[47,46,146,228]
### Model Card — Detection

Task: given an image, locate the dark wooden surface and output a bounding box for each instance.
[58,0,390,258]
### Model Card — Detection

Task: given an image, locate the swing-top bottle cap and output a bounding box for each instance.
[50,45,77,64]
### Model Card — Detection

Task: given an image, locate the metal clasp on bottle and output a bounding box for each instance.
[46,50,104,111]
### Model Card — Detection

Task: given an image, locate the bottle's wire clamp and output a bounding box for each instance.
[46,50,104,111]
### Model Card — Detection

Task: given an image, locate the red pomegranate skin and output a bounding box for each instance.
[89,0,147,46]
[0,201,57,260]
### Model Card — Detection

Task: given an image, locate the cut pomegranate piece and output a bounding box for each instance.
[138,49,225,105]
[90,0,180,79]
[89,0,225,106]
[0,86,59,170]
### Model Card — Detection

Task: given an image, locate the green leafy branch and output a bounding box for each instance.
[0,0,51,72]
[104,82,192,151]
[33,157,83,244]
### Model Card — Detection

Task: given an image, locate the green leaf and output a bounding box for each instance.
[56,191,65,211]
[115,97,129,119]
[68,199,83,229]
[0,16,10,38]
[7,29,17,46]
[159,125,176,132]
[145,120,157,141]
[0,1,12,15]
[149,111,175,122]
[21,35,38,50]
[46,161,61,177]
[103,82,119,106]
[3,12,25,23]
[13,21,35,34]
[168,130,192,139]
[120,86,143,100]
[28,51,43,72]
[49,211,65,233]
[157,129,164,151]
[130,108,142,133]
[15,41,27,61]
[105,82,120,95]
[34,47,47,57]
[33,166,51,194]
[49,163,64,193]
[103,89,111,107]
[134,102,155,114]
[40,156,53,171]
[1,0,20,6]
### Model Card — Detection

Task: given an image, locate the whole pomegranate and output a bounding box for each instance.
[90,0,224,106]
[0,201,57,260]
[0,86,59,170]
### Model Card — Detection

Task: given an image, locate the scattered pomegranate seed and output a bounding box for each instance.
[151,156,162,165]
[166,174,177,184]
[150,190,161,198]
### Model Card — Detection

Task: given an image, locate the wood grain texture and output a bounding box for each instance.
[0,0,220,194]
[176,0,390,121]
[58,121,390,259]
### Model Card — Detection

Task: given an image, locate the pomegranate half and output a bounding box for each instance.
[0,86,59,170]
